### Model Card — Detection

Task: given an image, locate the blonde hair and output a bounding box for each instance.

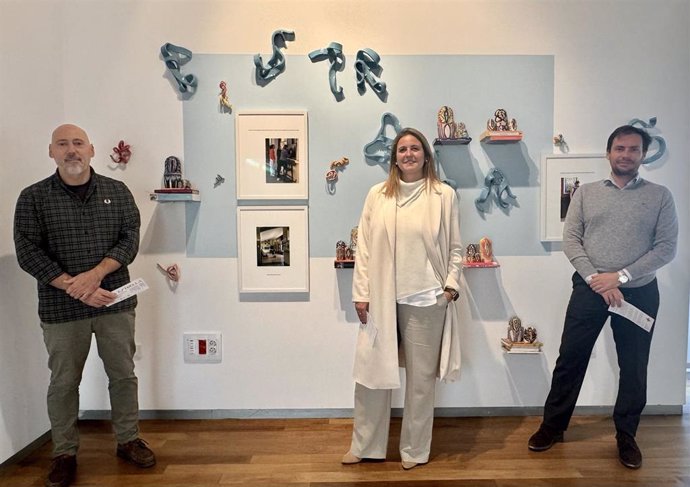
[382,127,441,198]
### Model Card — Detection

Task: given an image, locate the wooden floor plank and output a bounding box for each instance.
[2,415,690,486]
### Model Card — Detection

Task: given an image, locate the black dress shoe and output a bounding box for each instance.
[46,454,76,487]
[528,426,564,451]
[617,432,642,469]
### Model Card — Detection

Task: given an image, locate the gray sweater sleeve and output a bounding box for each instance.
[562,187,597,279]
[626,186,678,279]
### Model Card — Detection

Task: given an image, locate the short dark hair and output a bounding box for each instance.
[606,125,652,153]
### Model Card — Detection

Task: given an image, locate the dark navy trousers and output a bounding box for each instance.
[542,273,659,437]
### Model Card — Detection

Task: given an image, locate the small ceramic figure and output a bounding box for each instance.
[349,227,358,256]
[435,106,471,144]
[523,327,538,343]
[487,108,518,132]
[110,140,132,164]
[479,237,493,263]
[219,81,232,111]
[465,244,478,263]
[336,240,348,261]
[455,122,469,139]
[507,316,524,342]
[164,156,183,188]
[437,106,458,140]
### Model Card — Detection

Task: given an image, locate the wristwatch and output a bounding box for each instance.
[444,287,459,301]
[617,271,629,285]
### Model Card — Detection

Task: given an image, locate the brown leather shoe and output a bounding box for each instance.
[45,454,76,487]
[528,426,564,451]
[617,432,642,469]
[116,438,156,468]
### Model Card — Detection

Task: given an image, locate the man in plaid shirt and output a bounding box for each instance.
[14,124,155,487]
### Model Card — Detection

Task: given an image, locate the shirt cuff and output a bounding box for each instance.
[584,273,596,285]
[621,268,632,281]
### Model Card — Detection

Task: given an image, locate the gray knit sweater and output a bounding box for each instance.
[563,178,678,288]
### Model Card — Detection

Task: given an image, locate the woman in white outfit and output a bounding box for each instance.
[343,127,463,470]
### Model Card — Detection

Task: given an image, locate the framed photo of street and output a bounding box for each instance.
[237,206,309,293]
[235,110,308,200]
[540,153,608,241]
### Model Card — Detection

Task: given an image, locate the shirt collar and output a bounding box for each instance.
[604,172,642,189]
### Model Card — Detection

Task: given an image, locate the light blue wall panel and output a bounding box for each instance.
[183,54,554,258]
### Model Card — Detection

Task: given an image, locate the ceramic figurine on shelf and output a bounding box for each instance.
[163,156,183,188]
[501,320,542,353]
[523,327,538,344]
[455,122,470,139]
[487,108,517,132]
[507,316,524,343]
[479,237,493,263]
[349,226,358,257]
[481,108,523,142]
[437,106,458,140]
[336,240,348,261]
[465,243,481,263]
[434,106,471,145]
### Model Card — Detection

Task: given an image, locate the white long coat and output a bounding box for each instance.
[352,181,463,389]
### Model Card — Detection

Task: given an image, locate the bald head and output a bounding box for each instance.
[49,123,94,185]
[51,124,90,144]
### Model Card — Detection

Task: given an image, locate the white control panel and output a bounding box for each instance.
[183,332,222,364]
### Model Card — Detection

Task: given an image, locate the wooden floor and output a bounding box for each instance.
[2,414,690,486]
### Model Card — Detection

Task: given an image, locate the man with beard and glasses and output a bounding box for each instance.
[14,124,155,487]
[528,125,678,470]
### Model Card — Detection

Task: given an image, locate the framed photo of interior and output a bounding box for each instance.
[237,206,309,293]
[540,153,609,242]
[235,110,309,200]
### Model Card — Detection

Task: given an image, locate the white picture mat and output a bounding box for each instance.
[540,153,609,241]
[237,206,309,293]
[235,110,308,200]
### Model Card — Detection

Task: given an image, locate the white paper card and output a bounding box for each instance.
[106,278,149,307]
[360,313,378,348]
[608,300,654,332]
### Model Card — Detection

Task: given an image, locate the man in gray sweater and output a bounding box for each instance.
[528,125,678,469]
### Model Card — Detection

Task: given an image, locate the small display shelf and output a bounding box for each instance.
[334,260,355,269]
[480,131,523,143]
[433,137,472,146]
[149,193,200,202]
[149,189,200,202]
[501,338,543,354]
[463,260,499,268]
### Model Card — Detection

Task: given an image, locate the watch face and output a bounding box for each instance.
[619,273,629,284]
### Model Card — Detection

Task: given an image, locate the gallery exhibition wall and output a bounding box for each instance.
[1,0,689,463]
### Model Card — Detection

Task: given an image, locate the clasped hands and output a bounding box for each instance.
[63,269,116,308]
[589,272,623,307]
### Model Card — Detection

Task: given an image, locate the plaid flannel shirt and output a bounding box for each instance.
[14,169,140,324]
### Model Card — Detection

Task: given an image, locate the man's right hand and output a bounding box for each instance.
[600,288,624,307]
[80,288,117,308]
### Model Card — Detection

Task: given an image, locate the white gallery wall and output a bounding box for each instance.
[1,0,688,463]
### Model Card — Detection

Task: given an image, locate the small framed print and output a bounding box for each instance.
[540,153,609,241]
[235,110,308,200]
[237,206,309,293]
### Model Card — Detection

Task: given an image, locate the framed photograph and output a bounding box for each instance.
[237,206,309,293]
[236,110,308,200]
[540,153,609,241]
